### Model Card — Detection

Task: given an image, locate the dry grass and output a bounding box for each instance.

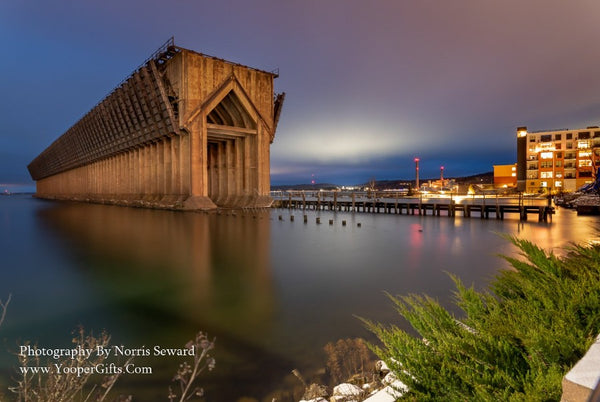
[323,338,374,385]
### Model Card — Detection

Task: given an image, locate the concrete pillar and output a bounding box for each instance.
[218,141,226,202]
[111,156,116,195]
[227,139,235,200]
[151,144,156,197]
[154,142,160,196]
[189,120,204,196]
[171,136,181,196]
[140,147,145,195]
[151,145,155,196]
[235,137,243,195]
[180,134,191,195]
[244,136,251,195]
[136,147,141,195]
[164,137,172,195]
[157,143,161,197]
[145,146,150,196]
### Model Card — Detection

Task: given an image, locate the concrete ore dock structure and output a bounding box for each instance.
[28,38,285,210]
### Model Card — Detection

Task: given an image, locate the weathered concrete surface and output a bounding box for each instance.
[562,334,600,402]
[29,40,283,210]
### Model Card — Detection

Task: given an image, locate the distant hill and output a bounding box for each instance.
[271,171,494,191]
[271,183,339,191]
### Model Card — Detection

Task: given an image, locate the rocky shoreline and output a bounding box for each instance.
[299,361,406,402]
[555,192,600,215]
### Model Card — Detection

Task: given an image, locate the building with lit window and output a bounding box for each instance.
[516,126,600,193]
[493,164,517,188]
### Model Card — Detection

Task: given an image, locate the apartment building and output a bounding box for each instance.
[516,126,600,193]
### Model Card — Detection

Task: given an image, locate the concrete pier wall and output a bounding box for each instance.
[29,41,283,210]
[35,134,191,208]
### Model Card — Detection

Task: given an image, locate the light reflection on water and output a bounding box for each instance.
[0,195,598,400]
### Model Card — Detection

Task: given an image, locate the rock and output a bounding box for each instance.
[302,383,328,401]
[382,372,396,386]
[330,383,363,402]
[363,375,408,402]
[333,383,362,396]
[375,360,390,377]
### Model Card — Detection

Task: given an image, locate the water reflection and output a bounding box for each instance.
[34,202,284,400]
[38,203,273,329]
[0,196,598,401]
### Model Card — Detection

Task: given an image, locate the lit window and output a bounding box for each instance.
[556,173,563,178]
[541,171,553,179]
[555,181,562,187]
[579,160,593,167]
[511,173,516,177]
[540,152,553,159]
[541,181,548,187]
[579,151,592,158]
[511,166,516,171]
[578,140,590,149]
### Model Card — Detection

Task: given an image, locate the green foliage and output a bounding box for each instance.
[364,237,600,401]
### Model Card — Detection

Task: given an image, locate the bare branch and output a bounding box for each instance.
[0,294,12,327]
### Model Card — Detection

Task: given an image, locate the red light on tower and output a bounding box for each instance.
[440,165,444,181]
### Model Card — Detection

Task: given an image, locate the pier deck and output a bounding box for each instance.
[271,192,554,222]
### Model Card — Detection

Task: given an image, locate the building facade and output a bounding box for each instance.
[516,126,600,193]
[493,164,517,188]
[28,39,284,210]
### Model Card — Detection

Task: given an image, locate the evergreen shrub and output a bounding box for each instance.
[365,237,600,401]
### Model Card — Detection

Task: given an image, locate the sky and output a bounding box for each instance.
[2,0,600,188]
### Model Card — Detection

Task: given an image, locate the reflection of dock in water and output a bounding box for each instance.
[272,192,555,222]
[37,202,274,332]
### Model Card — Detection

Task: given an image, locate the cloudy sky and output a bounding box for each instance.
[2,0,600,187]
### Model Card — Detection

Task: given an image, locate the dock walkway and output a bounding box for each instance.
[271,191,554,222]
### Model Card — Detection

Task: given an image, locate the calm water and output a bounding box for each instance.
[0,194,598,401]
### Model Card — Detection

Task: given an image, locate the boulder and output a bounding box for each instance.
[331,383,363,402]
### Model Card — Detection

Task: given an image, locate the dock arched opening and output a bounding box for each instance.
[206,90,258,207]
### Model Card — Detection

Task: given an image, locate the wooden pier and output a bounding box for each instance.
[272,193,554,222]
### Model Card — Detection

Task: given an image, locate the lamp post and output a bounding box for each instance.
[414,157,420,190]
